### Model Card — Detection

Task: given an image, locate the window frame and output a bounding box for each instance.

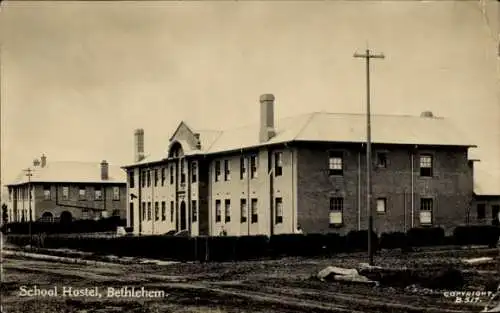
[240,198,247,223]
[329,197,344,227]
[274,152,283,177]
[275,197,283,224]
[376,197,387,214]
[215,200,222,223]
[419,154,434,177]
[328,151,344,176]
[224,199,231,222]
[419,197,434,225]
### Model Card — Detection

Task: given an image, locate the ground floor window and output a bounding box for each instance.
[420,198,433,225]
[329,197,343,227]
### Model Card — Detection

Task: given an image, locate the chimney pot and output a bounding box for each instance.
[40,154,47,168]
[101,160,109,180]
[33,159,40,167]
[259,93,276,142]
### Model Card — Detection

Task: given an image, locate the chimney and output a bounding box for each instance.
[40,154,47,168]
[259,94,276,142]
[101,160,109,180]
[134,128,145,162]
[193,133,201,149]
[33,159,40,167]
[420,111,434,118]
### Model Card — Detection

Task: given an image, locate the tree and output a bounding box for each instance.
[1,203,7,225]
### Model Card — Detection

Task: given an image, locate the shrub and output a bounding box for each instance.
[269,234,308,257]
[453,225,500,247]
[379,232,408,250]
[406,227,445,247]
[345,230,378,252]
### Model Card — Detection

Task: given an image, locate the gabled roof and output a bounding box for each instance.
[123,111,475,168]
[5,161,126,186]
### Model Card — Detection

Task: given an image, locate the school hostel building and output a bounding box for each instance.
[122,94,476,237]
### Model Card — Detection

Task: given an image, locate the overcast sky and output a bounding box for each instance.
[1,1,499,194]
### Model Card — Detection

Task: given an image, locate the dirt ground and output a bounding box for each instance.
[2,247,500,313]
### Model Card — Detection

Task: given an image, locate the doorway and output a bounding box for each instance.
[180,201,187,231]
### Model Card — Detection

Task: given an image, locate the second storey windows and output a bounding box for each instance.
[328,151,343,176]
[419,154,433,177]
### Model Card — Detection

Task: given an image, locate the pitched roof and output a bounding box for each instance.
[474,165,500,196]
[5,161,126,186]
[124,111,475,168]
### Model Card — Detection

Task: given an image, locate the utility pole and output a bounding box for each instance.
[354,48,385,266]
[24,168,33,251]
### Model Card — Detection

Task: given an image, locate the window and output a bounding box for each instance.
[275,197,283,224]
[250,155,258,179]
[215,200,221,223]
[142,202,146,221]
[147,202,152,221]
[376,198,387,213]
[329,197,344,226]
[170,201,175,222]
[141,171,146,188]
[79,187,86,200]
[95,188,102,201]
[477,203,486,220]
[147,171,151,187]
[62,186,69,200]
[240,157,246,180]
[43,186,51,200]
[224,160,231,181]
[191,162,197,183]
[155,202,159,221]
[82,209,91,220]
[161,201,166,221]
[161,168,166,186]
[180,160,186,184]
[170,165,174,185]
[274,152,283,176]
[376,152,387,168]
[154,169,158,187]
[420,155,433,177]
[215,161,221,182]
[328,151,343,176]
[240,199,247,223]
[251,198,258,223]
[112,187,120,200]
[420,198,433,225]
[224,199,231,222]
[192,200,198,222]
[128,170,135,188]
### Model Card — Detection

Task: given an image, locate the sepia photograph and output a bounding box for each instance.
[0,0,499,312]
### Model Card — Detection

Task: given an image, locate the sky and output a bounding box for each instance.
[0,0,499,198]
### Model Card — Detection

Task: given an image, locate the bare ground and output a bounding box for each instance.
[2,247,500,313]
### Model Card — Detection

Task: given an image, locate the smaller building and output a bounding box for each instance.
[4,154,127,223]
[472,165,500,225]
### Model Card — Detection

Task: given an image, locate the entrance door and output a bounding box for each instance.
[180,201,187,231]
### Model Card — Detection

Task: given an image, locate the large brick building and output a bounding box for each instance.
[4,155,127,223]
[122,94,476,237]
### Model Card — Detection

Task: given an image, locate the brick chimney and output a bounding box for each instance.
[101,160,109,180]
[134,128,145,162]
[420,111,434,118]
[259,94,276,142]
[40,154,47,168]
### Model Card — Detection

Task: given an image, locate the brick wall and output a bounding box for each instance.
[296,142,473,236]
